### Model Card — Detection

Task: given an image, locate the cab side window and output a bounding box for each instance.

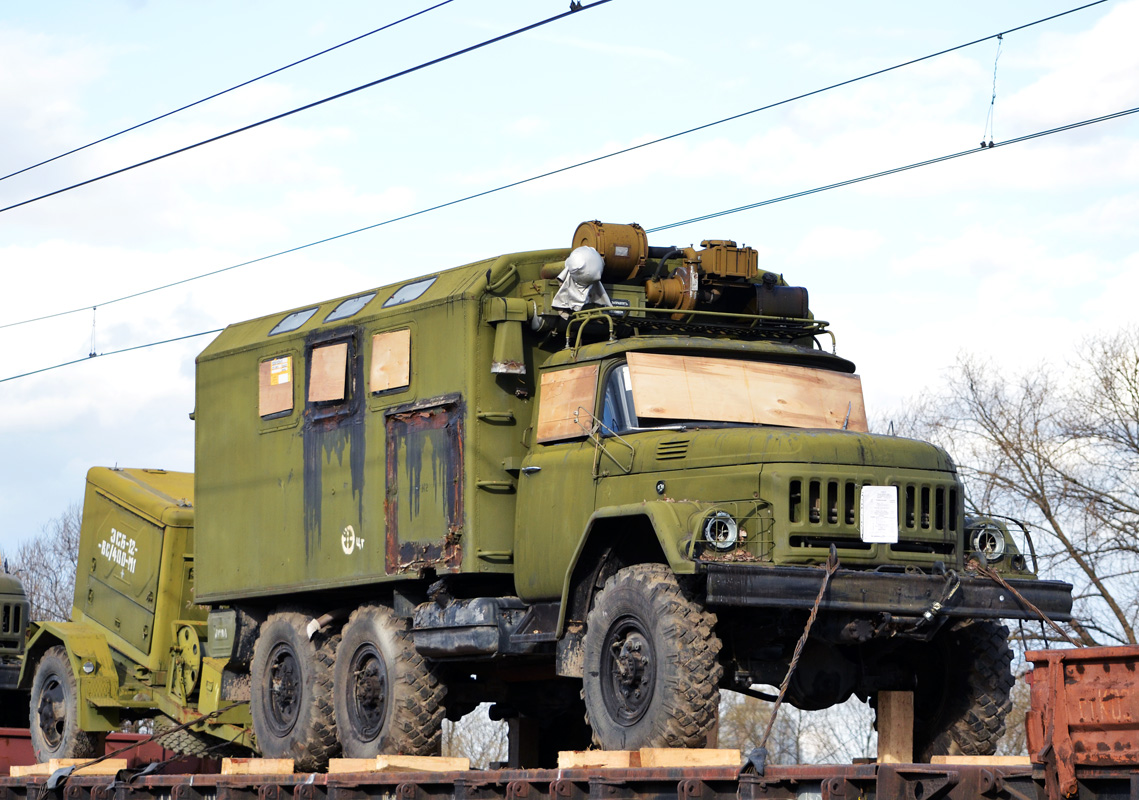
[536,364,599,443]
[602,364,639,433]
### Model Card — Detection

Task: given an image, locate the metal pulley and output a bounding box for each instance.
[169,624,203,703]
[644,264,699,317]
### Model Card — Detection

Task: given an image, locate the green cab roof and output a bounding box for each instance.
[86,467,194,528]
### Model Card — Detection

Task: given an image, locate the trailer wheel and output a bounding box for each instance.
[582,564,722,750]
[30,645,103,762]
[334,604,444,757]
[251,611,340,771]
[911,621,1014,761]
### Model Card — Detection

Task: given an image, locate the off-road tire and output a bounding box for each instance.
[251,611,340,771]
[911,621,1014,761]
[30,645,104,762]
[333,604,444,757]
[582,564,722,750]
[153,715,251,758]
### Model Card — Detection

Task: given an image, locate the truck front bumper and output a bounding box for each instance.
[702,563,1073,622]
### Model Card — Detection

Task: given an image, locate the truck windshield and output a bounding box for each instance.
[602,353,869,433]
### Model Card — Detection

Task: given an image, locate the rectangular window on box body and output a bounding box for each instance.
[309,342,349,403]
[259,355,294,417]
[370,329,411,394]
[537,363,599,443]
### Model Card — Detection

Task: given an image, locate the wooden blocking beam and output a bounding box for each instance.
[328,759,379,774]
[638,749,741,768]
[877,690,914,764]
[327,756,470,774]
[374,756,470,773]
[221,758,294,775]
[557,751,640,769]
[930,755,1032,765]
[10,759,128,777]
[558,749,741,770]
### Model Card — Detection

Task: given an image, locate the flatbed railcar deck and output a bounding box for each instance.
[2,762,1138,800]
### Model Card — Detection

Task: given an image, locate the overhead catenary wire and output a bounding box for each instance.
[0,0,613,216]
[0,0,458,184]
[646,105,1139,234]
[0,329,223,384]
[0,0,1108,333]
[4,101,1134,386]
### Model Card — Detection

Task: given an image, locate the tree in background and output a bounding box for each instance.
[442,704,508,769]
[718,692,876,764]
[900,326,1139,648]
[9,503,81,622]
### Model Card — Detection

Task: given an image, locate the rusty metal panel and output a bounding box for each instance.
[385,394,465,575]
[1026,644,1139,799]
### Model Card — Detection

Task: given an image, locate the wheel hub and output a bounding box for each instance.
[348,644,388,740]
[602,619,656,725]
[264,644,301,736]
[37,676,66,748]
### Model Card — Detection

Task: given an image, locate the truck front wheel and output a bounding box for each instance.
[250,612,339,771]
[333,604,444,757]
[30,645,103,762]
[582,564,722,750]
[911,620,1014,761]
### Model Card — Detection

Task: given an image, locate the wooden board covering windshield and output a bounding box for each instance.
[626,352,868,431]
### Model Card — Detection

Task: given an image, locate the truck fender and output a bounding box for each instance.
[555,500,703,637]
[21,621,121,732]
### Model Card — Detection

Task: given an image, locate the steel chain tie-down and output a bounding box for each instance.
[975,562,1080,648]
[35,700,248,798]
[743,545,840,774]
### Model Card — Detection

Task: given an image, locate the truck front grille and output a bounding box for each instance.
[786,476,959,558]
[1,602,22,636]
[0,600,25,653]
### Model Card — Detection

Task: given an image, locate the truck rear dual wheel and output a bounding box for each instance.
[250,612,340,771]
[582,564,723,750]
[30,645,103,762]
[333,604,444,757]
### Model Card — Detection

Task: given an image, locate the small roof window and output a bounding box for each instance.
[383,277,436,308]
[269,307,319,336]
[325,292,376,323]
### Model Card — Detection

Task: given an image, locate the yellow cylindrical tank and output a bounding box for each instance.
[571,220,648,281]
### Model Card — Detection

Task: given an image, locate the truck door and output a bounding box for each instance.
[514,363,601,602]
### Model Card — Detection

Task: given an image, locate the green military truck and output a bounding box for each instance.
[24,220,1072,768]
[1,568,30,727]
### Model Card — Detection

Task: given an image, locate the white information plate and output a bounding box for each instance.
[860,485,899,543]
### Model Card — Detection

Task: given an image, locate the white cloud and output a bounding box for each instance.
[792,226,885,262]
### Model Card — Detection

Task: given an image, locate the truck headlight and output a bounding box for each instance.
[970,522,1006,562]
[703,511,739,551]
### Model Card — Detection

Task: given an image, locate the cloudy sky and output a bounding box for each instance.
[1,0,1136,557]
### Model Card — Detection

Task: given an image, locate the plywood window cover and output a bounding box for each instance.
[537,364,600,443]
[259,355,294,417]
[309,342,349,403]
[370,329,411,394]
[626,352,868,431]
